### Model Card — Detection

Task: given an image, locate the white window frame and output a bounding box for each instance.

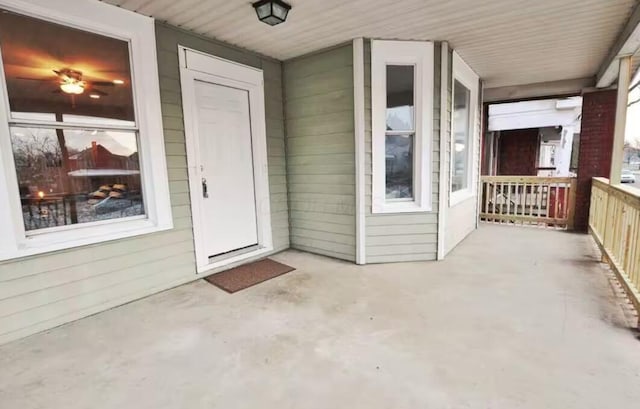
[0,0,172,261]
[449,51,480,206]
[371,40,434,214]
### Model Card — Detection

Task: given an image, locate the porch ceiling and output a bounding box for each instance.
[102,0,636,89]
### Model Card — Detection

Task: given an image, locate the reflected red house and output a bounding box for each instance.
[67,141,141,194]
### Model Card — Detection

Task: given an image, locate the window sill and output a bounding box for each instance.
[0,218,173,262]
[372,200,432,214]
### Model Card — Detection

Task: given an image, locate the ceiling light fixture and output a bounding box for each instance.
[113,79,124,85]
[57,69,85,94]
[60,82,85,94]
[89,94,100,99]
[252,0,291,26]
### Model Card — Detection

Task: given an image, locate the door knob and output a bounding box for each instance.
[202,177,209,198]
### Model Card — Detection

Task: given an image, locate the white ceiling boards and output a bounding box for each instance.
[103,0,636,89]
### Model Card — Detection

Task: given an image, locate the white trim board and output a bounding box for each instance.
[178,46,273,274]
[371,40,434,214]
[353,38,366,265]
[437,42,449,261]
[476,81,485,229]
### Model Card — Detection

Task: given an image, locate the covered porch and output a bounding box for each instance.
[0,0,639,356]
[1,224,639,408]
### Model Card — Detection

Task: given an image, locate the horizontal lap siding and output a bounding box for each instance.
[152,28,291,254]
[364,40,442,263]
[0,22,289,345]
[284,44,356,261]
[153,24,290,252]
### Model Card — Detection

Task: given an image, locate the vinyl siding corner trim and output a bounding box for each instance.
[353,38,366,265]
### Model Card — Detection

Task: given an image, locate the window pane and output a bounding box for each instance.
[0,8,135,124]
[386,65,414,131]
[385,134,414,199]
[272,4,290,20]
[10,127,144,231]
[452,80,471,192]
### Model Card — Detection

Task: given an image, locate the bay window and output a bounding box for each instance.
[452,80,471,192]
[0,0,172,260]
[450,52,479,205]
[372,40,434,213]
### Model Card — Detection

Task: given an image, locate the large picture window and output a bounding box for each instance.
[372,40,434,213]
[450,52,479,206]
[0,9,142,232]
[0,0,171,260]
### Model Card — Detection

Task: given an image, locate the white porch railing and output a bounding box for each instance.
[589,177,640,323]
[480,176,577,229]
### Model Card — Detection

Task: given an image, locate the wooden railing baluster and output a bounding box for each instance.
[589,177,640,328]
[479,176,577,229]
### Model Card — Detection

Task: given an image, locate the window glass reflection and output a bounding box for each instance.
[0,8,135,124]
[11,127,144,231]
[452,79,471,192]
[385,134,414,199]
[386,65,415,131]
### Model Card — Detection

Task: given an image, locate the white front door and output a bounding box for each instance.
[179,48,273,272]
[194,81,258,257]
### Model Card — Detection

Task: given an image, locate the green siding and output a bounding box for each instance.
[155,23,290,252]
[364,40,442,263]
[0,22,289,345]
[283,44,356,261]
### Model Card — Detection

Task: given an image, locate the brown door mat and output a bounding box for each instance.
[204,258,295,293]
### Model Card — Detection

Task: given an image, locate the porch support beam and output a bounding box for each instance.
[483,77,593,103]
[353,38,366,265]
[436,41,449,260]
[610,56,632,185]
[596,2,640,88]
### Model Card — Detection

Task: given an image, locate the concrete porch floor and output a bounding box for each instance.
[1,224,640,408]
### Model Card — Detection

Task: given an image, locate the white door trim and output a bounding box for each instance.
[178,46,272,274]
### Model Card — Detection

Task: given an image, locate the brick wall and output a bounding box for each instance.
[574,89,616,232]
[498,128,539,175]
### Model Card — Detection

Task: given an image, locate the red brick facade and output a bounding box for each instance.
[574,89,617,232]
[498,128,539,175]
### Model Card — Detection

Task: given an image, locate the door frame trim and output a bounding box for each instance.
[178,46,273,274]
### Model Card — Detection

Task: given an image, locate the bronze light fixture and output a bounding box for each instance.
[252,0,291,26]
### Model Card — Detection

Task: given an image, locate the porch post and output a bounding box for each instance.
[610,55,632,185]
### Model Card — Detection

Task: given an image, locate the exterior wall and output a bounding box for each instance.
[283,44,356,261]
[575,89,616,232]
[445,198,478,254]
[157,24,290,251]
[497,128,539,175]
[0,22,289,345]
[364,40,440,263]
[444,49,483,255]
